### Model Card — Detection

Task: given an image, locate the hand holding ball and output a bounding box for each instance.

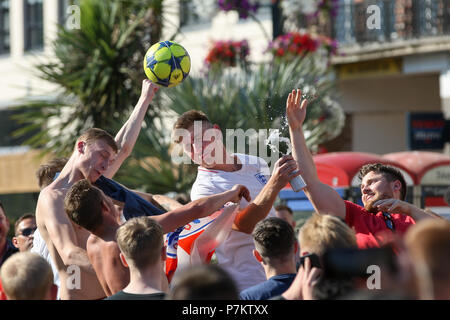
[143,41,191,88]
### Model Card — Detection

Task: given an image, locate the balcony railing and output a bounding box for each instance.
[333,0,450,47]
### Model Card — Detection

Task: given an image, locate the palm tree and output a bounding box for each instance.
[14,0,166,156]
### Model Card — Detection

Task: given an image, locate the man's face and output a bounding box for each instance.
[276,209,296,229]
[13,218,36,252]
[0,207,9,244]
[182,122,224,168]
[360,171,397,213]
[79,140,116,182]
[99,189,120,224]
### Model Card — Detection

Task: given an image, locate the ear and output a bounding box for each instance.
[294,242,299,255]
[77,141,86,154]
[12,237,19,249]
[392,180,402,192]
[101,199,110,215]
[253,249,263,263]
[119,252,129,268]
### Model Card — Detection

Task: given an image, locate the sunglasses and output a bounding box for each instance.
[20,227,37,237]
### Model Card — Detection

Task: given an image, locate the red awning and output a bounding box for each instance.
[313,152,416,186]
[383,151,450,185]
[315,162,349,187]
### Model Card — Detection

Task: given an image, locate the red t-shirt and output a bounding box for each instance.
[0,278,7,300]
[344,200,416,249]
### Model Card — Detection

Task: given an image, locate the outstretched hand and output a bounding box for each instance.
[286,89,308,131]
[140,79,159,103]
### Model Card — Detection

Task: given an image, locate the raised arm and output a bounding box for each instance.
[150,185,251,233]
[287,89,346,219]
[104,80,159,179]
[233,155,300,234]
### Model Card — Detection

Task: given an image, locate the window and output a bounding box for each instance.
[58,0,68,26]
[0,0,10,55]
[179,0,215,27]
[24,0,43,51]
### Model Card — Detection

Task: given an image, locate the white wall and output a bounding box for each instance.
[337,73,442,153]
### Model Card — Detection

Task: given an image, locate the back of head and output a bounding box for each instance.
[36,157,68,189]
[358,163,407,201]
[405,219,450,299]
[116,217,163,270]
[299,213,357,256]
[64,179,103,232]
[274,204,293,215]
[169,265,238,300]
[252,217,296,262]
[0,252,53,300]
[76,128,118,153]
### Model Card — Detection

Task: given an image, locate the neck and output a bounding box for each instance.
[93,222,119,240]
[55,154,85,186]
[206,154,242,172]
[124,264,163,294]
[263,260,297,279]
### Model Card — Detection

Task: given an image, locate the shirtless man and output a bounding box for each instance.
[64,179,250,297]
[35,80,158,300]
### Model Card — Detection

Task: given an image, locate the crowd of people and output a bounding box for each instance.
[0,84,449,300]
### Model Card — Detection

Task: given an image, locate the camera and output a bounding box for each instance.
[322,246,398,279]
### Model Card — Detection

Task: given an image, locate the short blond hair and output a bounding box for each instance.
[299,213,357,256]
[0,252,53,300]
[116,217,163,270]
[405,219,450,299]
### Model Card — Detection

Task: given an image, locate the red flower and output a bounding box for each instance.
[204,39,250,69]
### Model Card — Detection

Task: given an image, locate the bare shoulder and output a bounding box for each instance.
[36,186,67,219]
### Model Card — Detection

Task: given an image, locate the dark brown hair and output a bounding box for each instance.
[358,163,407,200]
[252,217,296,260]
[172,110,211,143]
[36,157,68,189]
[64,179,103,232]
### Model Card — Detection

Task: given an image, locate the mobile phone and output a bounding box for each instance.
[322,246,397,279]
[299,253,322,269]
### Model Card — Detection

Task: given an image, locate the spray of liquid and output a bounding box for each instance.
[265,129,292,156]
[264,129,307,192]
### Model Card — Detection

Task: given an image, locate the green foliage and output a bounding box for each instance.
[163,55,344,152]
[13,0,163,156]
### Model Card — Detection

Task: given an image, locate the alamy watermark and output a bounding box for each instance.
[171,121,289,174]
[367,5,381,30]
[366,264,381,290]
[66,5,81,30]
[66,264,81,290]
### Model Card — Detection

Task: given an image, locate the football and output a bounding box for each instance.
[143,41,191,88]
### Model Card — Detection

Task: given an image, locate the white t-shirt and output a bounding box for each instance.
[190,153,275,292]
[31,228,60,298]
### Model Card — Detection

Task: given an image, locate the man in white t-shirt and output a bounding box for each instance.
[172,110,300,291]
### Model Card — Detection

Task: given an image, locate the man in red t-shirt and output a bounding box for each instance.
[286,89,444,249]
